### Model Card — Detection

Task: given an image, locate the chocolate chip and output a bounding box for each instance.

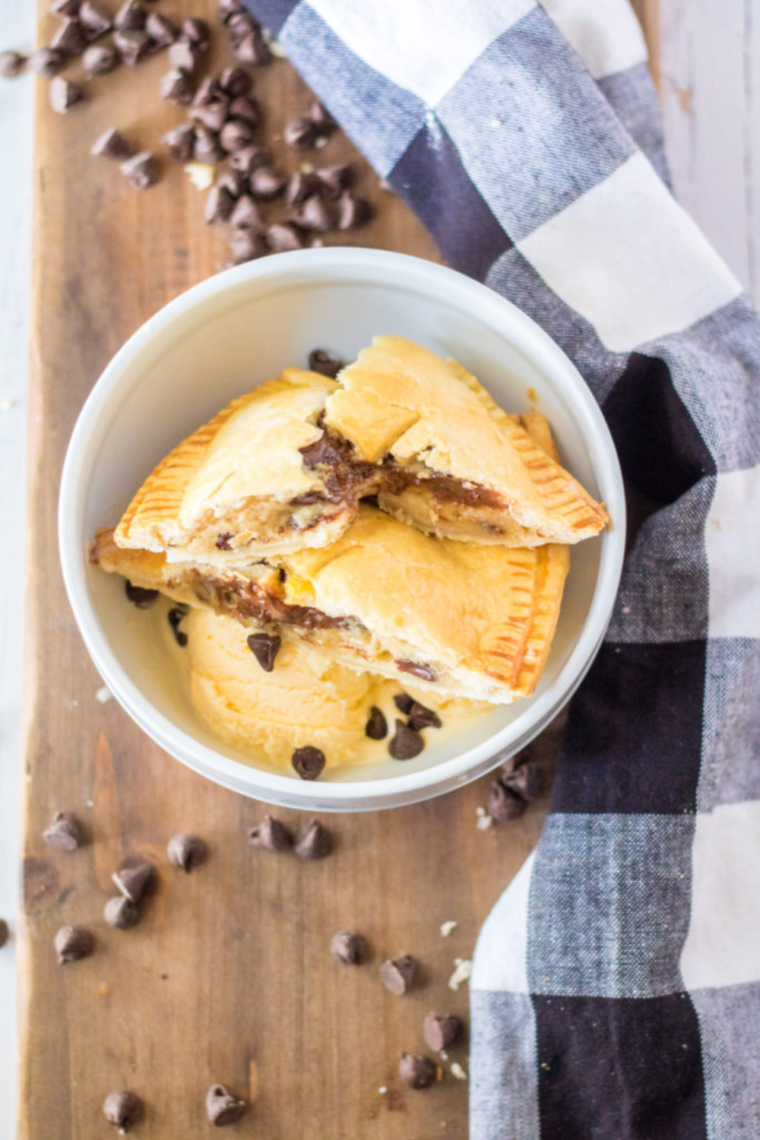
[313,163,353,200]
[145,11,177,45]
[50,18,87,56]
[168,38,200,72]
[284,171,317,206]
[291,194,331,232]
[103,1090,143,1131]
[192,99,229,131]
[121,151,160,189]
[291,746,326,781]
[0,51,27,78]
[423,1012,464,1051]
[389,719,424,760]
[294,819,332,860]
[112,858,155,903]
[79,1,112,40]
[160,68,194,105]
[50,76,87,114]
[193,127,225,165]
[229,194,261,228]
[227,10,258,41]
[365,706,388,740]
[407,701,442,731]
[308,99,337,137]
[266,223,303,252]
[167,605,188,645]
[486,779,526,822]
[104,895,140,929]
[399,1053,437,1089]
[248,814,293,852]
[0,920,8,949]
[29,48,65,77]
[307,348,344,378]
[396,659,436,682]
[92,127,133,159]
[83,43,119,73]
[206,1084,246,1126]
[125,579,158,608]
[231,145,270,175]
[233,29,270,65]
[43,811,83,851]
[163,123,195,161]
[192,75,222,106]
[50,0,81,17]
[393,693,415,715]
[283,115,319,150]
[246,632,281,671]
[229,228,267,263]
[330,930,368,965]
[205,184,236,223]
[216,168,245,197]
[218,65,251,97]
[229,96,261,129]
[220,118,255,154]
[380,954,418,995]
[167,833,207,872]
[180,17,210,49]
[502,760,541,801]
[248,165,285,199]
[114,0,145,31]
[337,191,373,230]
[54,925,93,963]
[218,0,243,22]
[115,29,152,66]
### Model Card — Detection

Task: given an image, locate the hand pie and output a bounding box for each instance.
[92,505,569,704]
[113,339,607,563]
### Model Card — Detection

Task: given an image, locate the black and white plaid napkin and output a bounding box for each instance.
[245,1,760,1135]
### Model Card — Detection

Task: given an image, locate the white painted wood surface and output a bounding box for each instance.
[0,3,758,1136]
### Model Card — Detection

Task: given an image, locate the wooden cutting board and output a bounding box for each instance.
[19,3,654,1137]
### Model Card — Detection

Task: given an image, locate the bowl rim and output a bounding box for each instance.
[58,247,626,810]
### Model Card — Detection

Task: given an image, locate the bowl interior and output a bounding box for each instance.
[63,251,624,807]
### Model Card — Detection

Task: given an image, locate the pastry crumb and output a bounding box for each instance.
[95,685,113,703]
[448,958,472,991]
[450,1062,468,1081]
[476,806,493,830]
[440,920,458,937]
[184,162,216,190]
[378,1086,387,1095]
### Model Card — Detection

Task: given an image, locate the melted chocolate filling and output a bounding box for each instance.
[188,569,356,632]
[396,659,437,683]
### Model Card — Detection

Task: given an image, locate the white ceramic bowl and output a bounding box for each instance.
[59,248,625,811]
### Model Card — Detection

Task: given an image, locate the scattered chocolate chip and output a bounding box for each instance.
[112,858,155,903]
[308,99,337,137]
[227,10,258,41]
[232,28,270,66]
[92,127,133,160]
[115,0,145,30]
[396,659,436,682]
[167,605,188,645]
[145,11,176,45]
[228,94,261,127]
[248,814,293,852]
[115,29,152,66]
[180,17,210,50]
[423,1012,464,1051]
[79,1,112,40]
[163,123,195,161]
[291,746,326,781]
[0,51,27,78]
[50,0,81,17]
[206,1084,246,1126]
[218,65,251,97]
[407,701,442,731]
[205,184,236,223]
[246,632,281,671]
[380,954,418,995]
[284,171,317,206]
[104,895,140,929]
[193,126,225,164]
[160,68,194,105]
[193,100,230,132]
[266,222,303,252]
[83,43,119,73]
[248,165,285,199]
[125,579,158,608]
[337,191,373,230]
[389,719,424,760]
[192,74,222,106]
[307,348,344,378]
[330,930,367,965]
[393,693,415,715]
[29,48,65,77]
[399,1053,437,1089]
[486,779,526,822]
[503,760,541,801]
[313,163,353,200]
[294,819,332,860]
[219,118,254,153]
[103,1090,143,1131]
[216,168,245,197]
[229,227,267,263]
[283,115,319,151]
[43,811,83,851]
[291,194,331,232]
[50,76,87,114]
[229,194,260,228]
[0,919,8,949]
[168,38,200,72]
[231,145,270,175]
[365,706,388,740]
[218,0,244,22]
[54,925,93,963]
[167,833,207,872]
[50,18,87,56]
[121,151,160,189]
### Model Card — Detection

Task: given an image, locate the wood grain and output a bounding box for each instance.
[20,4,550,1138]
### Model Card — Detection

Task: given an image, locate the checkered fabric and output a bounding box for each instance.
[244,1,760,1135]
